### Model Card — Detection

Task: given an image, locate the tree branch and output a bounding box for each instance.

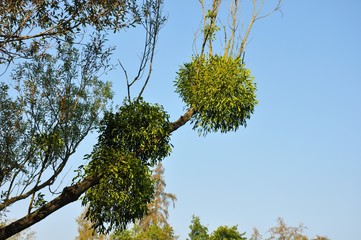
[0,175,100,240]
[170,108,196,133]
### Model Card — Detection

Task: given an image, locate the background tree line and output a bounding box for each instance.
[75,163,329,240]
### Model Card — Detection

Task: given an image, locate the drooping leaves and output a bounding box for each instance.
[97,98,172,165]
[0,83,25,185]
[83,150,154,234]
[82,98,173,234]
[175,54,258,135]
[0,35,113,196]
[0,0,140,63]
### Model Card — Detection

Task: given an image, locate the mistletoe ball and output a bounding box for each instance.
[175,54,258,134]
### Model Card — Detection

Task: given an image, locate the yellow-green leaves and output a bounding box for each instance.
[82,98,172,234]
[83,152,154,234]
[175,55,258,135]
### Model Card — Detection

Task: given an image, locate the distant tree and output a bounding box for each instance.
[139,162,177,230]
[210,225,246,240]
[110,228,134,240]
[312,237,330,240]
[188,215,248,240]
[266,217,307,240]
[134,225,177,240]
[75,207,106,240]
[250,228,263,240]
[188,215,209,240]
[110,224,177,240]
[251,218,330,240]
[267,218,307,240]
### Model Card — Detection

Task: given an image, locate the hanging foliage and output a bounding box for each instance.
[175,54,257,135]
[172,0,276,135]
[83,150,154,234]
[81,98,173,234]
[96,98,172,165]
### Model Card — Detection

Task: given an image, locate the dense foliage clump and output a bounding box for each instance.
[175,55,258,135]
[82,99,173,233]
[83,152,154,234]
[96,99,172,166]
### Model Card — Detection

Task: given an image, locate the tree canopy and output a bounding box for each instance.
[0,0,282,239]
[251,217,330,240]
[188,216,329,240]
[188,215,209,240]
[0,0,140,64]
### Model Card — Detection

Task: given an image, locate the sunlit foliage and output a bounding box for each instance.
[175,55,257,135]
[82,99,172,234]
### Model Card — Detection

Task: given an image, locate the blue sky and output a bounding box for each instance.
[4,1,361,239]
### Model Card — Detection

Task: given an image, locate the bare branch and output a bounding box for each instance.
[118,60,131,101]
[119,0,166,100]
[255,0,283,21]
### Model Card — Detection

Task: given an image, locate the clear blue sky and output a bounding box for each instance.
[5,1,361,239]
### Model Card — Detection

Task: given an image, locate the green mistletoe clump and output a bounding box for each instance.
[175,54,258,135]
[82,98,172,234]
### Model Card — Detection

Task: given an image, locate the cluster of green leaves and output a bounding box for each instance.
[210,226,247,240]
[83,151,154,234]
[96,99,172,166]
[0,35,113,196]
[0,0,140,63]
[0,83,25,185]
[203,9,220,43]
[188,215,209,240]
[188,215,329,240]
[188,215,246,240]
[82,99,173,234]
[175,54,258,135]
[135,225,177,240]
[112,224,177,240]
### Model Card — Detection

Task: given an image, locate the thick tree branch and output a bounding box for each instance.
[0,175,100,240]
[0,152,71,211]
[170,108,196,133]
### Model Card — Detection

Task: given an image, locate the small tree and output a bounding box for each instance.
[251,218,330,240]
[210,225,246,240]
[265,217,307,240]
[75,207,106,240]
[134,225,177,240]
[139,162,177,230]
[188,215,209,240]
